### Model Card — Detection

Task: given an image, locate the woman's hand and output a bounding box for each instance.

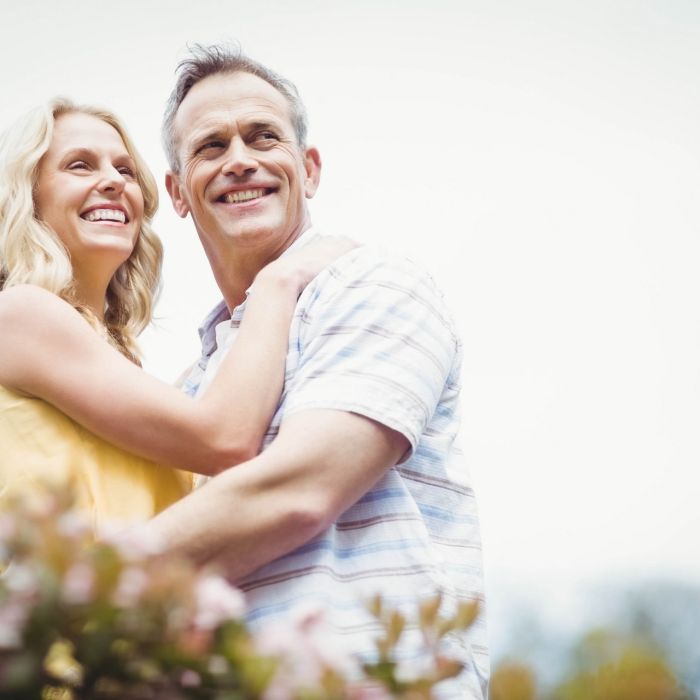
[256,236,358,296]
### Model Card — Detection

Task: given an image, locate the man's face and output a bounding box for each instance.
[166,72,320,260]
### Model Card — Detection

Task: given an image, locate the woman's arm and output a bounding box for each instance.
[0,237,355,474]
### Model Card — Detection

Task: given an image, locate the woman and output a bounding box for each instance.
[0,98,351,532]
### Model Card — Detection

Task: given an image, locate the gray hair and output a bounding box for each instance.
[162,43,309,172]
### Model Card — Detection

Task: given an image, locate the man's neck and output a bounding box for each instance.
[209,224,316,311]
[214,253,264,310]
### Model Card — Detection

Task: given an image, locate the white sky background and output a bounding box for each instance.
[2,0,699,657]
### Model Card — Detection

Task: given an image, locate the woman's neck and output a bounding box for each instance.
[71,264,114,321]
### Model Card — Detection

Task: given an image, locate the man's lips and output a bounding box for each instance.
[216,187,276,204]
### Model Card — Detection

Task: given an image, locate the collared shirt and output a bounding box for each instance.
[184,228,321,400]
[182,232,488,698]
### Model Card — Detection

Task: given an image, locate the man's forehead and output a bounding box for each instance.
[175,72,293,141]
[184,110,287,142]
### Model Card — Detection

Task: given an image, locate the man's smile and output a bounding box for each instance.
[217,187,276,204]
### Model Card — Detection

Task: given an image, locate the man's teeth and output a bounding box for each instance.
[83,209,126,224]
[222,188,265,204]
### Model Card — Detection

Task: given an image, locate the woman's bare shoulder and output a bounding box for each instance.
[0,285,100,395]
[0,285,85,376]
[0,284,76,327]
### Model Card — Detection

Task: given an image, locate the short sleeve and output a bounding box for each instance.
[282,247,460,453]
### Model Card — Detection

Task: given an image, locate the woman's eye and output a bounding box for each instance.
[67,160,89,170]
[117,165,136,178]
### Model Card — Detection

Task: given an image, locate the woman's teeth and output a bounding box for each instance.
[82,209,126,223]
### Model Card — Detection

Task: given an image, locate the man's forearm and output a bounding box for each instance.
[142,410,408,580]
[143,449,323,578]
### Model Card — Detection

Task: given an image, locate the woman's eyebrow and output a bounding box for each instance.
[61,147,94,159]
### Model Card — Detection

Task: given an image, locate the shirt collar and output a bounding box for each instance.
[197,226,319,357]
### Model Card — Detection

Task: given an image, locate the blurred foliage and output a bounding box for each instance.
[0,486,477,699]
[492,623,696,700]
[490,662,537,700]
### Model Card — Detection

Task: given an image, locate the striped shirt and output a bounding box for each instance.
[184,233,488,698]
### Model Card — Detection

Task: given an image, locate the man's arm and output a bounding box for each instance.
[142,408,408,580]
[143,249,456,576]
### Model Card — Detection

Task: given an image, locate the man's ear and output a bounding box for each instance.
[303,147,322,199]
[165,171,190,218]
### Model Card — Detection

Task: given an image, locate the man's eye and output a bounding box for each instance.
[253,131,278,143]
[197,141,226,154]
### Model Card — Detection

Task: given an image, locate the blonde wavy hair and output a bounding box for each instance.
[0,98,163,364]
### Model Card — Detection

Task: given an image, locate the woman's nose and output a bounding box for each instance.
[98,166,126,194]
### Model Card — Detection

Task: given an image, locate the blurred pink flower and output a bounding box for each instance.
[180,669,202,687]
[3,563,39,596]
[0,563,40,648]
[0,599,31,649]
[61,562,95,605]
[346,683,394,700]
[194,575,246,630]
[256,603,358,699]
[112,566,149,608]
[0,513,17,542]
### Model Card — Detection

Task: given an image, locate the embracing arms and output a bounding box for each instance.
[139,250,457,578]
[0,237,355,474]
[139,408,409,578]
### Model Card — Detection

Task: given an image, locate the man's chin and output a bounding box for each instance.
[221,221,289,246]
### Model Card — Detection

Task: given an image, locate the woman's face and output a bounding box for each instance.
[34,112,144,273]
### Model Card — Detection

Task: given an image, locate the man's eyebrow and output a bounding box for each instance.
[188,129,228,147]
[245,120,280,131]
[184,118,286,153]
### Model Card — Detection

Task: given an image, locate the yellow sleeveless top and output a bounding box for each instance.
[0,385,192,533]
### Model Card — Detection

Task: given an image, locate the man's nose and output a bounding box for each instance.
[221,137,258,177]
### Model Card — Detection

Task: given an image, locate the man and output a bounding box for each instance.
[147,44,488,697]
